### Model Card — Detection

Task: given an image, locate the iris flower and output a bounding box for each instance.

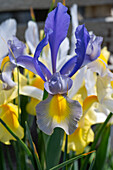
[2,3,103,135]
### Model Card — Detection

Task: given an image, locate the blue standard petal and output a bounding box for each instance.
[68,25,90,77]
[45,2,70,73]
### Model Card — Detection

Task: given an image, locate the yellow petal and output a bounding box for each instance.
[26,98,40,115]
[29,76,44,90]
[99,47,110,64]
[24,69,34,79]
[62,117,94,154]
[83,95,98,113]
[13,68,27,87]
[1,56,10,71]
[0,103,24,144]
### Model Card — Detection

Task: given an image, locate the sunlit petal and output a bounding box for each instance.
[0,103,24,144]
[36,94,82,135]
[0,19,17,66]
[25,21,39,54]
[20,85,43,101]
[70,4,78,55]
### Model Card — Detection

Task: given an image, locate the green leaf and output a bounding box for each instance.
[50,151,96,170]
[46,128,64,169]
[92,125,110,170]
[25,122,42,170]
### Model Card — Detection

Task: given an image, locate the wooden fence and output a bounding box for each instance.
[0,0,113,54]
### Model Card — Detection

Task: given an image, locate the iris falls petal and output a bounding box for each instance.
[36,94,82,135]
[45,2,70,73]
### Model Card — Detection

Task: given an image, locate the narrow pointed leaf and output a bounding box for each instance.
[46,128,64,169]
[50,151,95,170]
[92,125,110,170]
[25,122,42,170]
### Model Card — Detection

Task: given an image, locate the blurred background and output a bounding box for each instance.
[0,1,113,169]
[0,0,113,54]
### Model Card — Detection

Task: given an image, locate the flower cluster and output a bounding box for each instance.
[0,2,112,160]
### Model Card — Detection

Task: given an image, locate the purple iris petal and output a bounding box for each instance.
[44,72,73,95]
[7,37,26,64]
[34,30,51,59]
[84,34,103,65]
[60,56,77,76]
[68,25,90,77]
[16,55,46,81]
[33,30,52,81]
[45,2,70,73]
[38,61,52,80]
[2,61,16,89]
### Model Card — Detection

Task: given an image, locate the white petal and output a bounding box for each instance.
[20,85,43,100]
[0,19,17,61]
[87,59,107,77]
[85,69,96,96]
[25,21,39,54]
[69,67,86,98]
[70,4,78,55]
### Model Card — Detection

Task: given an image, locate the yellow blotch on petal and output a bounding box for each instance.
[24,69,35,79]
[1,56,10,71]
[83,95,98,113]
[97,58,107,70]
[26,98,40,115]
[99,47,110,64]
[111,81,113,89]
[13,68,27,87]
[26,76,44,115]
[49,94,69,123]
[0,103,24,144]
[30,76,44,90]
